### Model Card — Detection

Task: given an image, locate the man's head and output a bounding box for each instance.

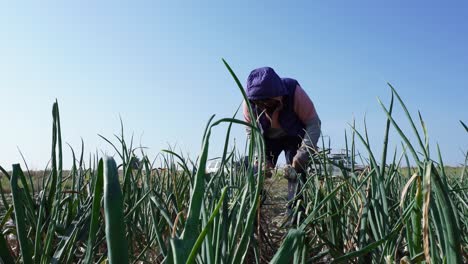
[246,67,287,101]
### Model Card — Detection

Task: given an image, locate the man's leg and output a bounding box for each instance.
[263,137,283,170]
[283,136,303,210]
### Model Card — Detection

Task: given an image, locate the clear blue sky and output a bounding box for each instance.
[1,1,467,169]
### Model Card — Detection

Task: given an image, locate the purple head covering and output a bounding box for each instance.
[246,67,287,100]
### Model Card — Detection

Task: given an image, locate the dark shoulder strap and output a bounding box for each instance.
[281,78,299,109]
[282,78,299,90]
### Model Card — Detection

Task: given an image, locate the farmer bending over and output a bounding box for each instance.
[243,67,321,202]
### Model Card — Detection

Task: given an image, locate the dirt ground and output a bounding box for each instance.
[257,176,291,262]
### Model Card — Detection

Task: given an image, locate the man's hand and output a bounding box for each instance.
[283,165,298,180]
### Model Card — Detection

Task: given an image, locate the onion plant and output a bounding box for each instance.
[0,62,465,263]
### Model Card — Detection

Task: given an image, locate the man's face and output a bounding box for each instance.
[252,97,282,114]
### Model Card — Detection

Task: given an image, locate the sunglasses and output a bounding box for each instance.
[252,98,282,111]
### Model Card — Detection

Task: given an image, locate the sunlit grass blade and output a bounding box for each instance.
[377,98,421,166]
[84,159,104,263]
[186,187,228,264]
[103,156,129,264]
[387,83,427,158]
[11,164,33,264]
[270,229,305,264]
[380,92,394,179]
